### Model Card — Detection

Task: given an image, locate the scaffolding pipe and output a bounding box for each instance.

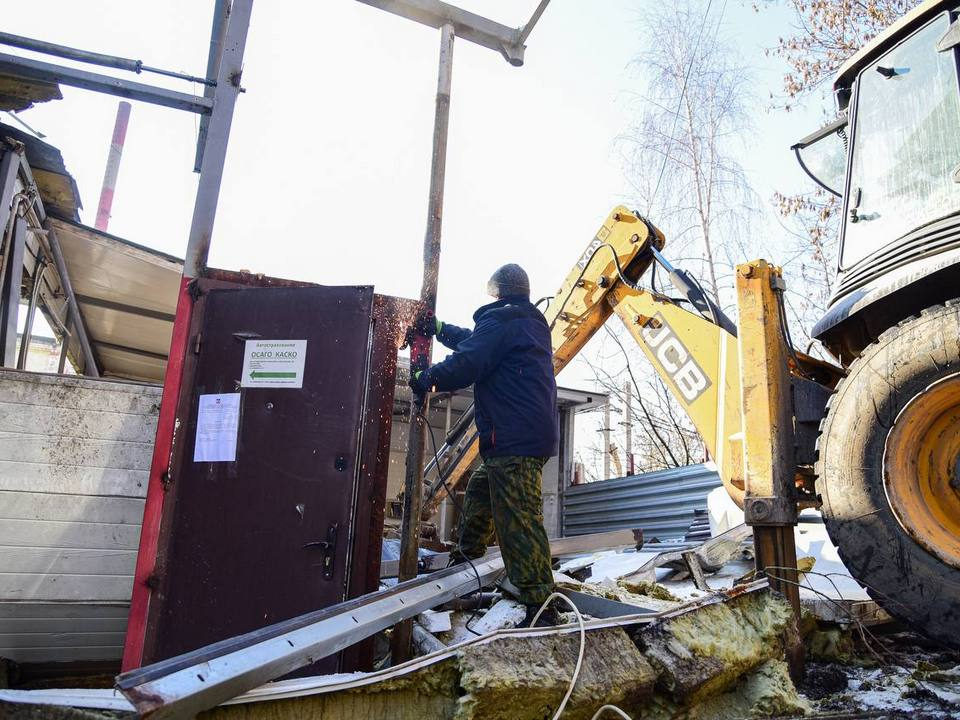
[0,31,215,85]
[16,258,46,370]
[43,221,99,377]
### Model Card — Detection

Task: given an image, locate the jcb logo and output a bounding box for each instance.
[641,313,710,403]
[576,227,610,270]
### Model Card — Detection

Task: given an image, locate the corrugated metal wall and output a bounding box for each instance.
[562,464,722,540]
[0,369,159,663]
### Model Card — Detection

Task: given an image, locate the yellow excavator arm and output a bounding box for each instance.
[425,206,845,624]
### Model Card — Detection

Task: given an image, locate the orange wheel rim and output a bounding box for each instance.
[884,373,960,569]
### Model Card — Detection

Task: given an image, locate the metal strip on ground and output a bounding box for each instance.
[116,553,506,719]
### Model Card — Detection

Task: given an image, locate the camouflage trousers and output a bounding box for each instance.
[449,456,554,606]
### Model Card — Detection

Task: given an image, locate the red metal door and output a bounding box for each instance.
[145,285,375,668]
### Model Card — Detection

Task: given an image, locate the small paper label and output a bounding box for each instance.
[241,339,307,388]
[194,393,241,462]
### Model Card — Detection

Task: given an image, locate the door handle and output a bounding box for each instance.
[303,523,338,580]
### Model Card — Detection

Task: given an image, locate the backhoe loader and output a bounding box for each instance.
[428,0,960,646]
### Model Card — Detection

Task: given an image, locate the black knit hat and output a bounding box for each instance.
[486,263,530,299]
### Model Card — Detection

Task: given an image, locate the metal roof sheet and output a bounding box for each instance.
[48,218,182,383]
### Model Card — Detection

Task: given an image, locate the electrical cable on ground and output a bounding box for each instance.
[531,592,586,720]
[590,705,634,720]
[419,407,487,636]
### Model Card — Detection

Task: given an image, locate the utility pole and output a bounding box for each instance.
[603,402,612,481]
[624,379,634,475]
[354,0,553,665]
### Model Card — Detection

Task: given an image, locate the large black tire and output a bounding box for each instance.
[816,301,960,646]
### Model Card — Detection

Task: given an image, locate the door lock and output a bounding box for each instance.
[303,523,338,580]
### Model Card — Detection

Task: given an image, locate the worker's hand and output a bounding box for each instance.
[408,369,433,395]
[413,308,438,338]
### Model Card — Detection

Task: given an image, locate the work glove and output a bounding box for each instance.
[408,369,433,395]
[412,308,441,338]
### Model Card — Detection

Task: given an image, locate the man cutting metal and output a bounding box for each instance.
[408,263,561,626]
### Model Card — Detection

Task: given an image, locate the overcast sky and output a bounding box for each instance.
[8,1,829,393]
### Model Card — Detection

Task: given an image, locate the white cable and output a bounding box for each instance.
[590,705,634,720]
[532,592,585,720]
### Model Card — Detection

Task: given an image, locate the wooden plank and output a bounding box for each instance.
[0,401,159,444]
[0,547,138,576]
[0,461,148,497]
[0,616,127,634]
[0,631,126,649]
[0,491,145,525]
[0,603,129,619]
[0,645,122,662]
[0,572,134,602]
[0,518,142,551]
[0,433,153,471]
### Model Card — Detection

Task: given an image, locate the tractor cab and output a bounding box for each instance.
[793,0,960,360]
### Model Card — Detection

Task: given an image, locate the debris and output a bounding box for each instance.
[617,579,680,603]
[412,622,446,657]
[456,627,655,720]
[419,610,453,634]
[638,587,796,703]
[467,599,527,634]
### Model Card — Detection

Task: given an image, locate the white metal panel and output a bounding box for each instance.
[0,461,148,497]
[0,369,160,663]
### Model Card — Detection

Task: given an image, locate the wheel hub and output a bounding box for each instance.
[884,373,960,569]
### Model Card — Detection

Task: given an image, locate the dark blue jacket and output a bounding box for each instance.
[424,296,559,459]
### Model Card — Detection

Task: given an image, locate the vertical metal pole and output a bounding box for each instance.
[624,379,634,475]
[183,0,252,278]
[16,258,45,370]
[0,215,25,367]
[194,0,230,172]
[95,101,131,232]
[392,23,455,666]
[57,306,72,373]
[0,144,22,247]
[123,0,253,672]
[603,401,611,480]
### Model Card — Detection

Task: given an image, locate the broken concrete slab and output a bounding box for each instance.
[456,627,655,720]
[636,586,796,703]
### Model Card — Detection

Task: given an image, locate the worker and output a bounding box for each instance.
[409,263,561,626]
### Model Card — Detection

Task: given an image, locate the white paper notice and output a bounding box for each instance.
[241,339,308,388]
[194,393,241,462]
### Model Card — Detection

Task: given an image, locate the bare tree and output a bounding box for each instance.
[763,0,912,106]
[572,0,754,479]
[619,0,760,311]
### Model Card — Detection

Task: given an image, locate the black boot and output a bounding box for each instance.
[523,600,560,628]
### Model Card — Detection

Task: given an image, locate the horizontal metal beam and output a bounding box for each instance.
[0,52,213,114]
[117,553,505,719]
[355,0,526,65]
[94,339,168,361]
[0,31,214,86]
[76,293,176,322]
